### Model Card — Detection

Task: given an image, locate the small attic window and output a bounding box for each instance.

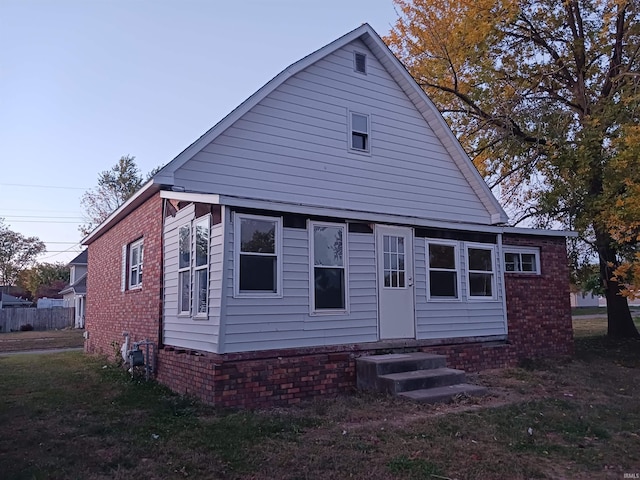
[354,52,367,74]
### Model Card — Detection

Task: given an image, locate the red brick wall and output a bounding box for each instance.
[503,234,574,359]
[85,193,163,358]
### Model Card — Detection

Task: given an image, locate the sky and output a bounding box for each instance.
[0,0,399,264]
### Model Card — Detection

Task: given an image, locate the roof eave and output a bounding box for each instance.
[82,181,162,245]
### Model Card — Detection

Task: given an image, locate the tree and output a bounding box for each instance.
[386,0,640,337]
[0,220,46,286]
[79,155,144,236]
[17,262,69,300]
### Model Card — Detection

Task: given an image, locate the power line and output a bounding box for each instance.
[2,215,83,219]
[4,220,81,224]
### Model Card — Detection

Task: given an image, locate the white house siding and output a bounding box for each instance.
[221,220,378,353]
[414,238,507,339]
[163,204,223,352]
[172,39,492,225]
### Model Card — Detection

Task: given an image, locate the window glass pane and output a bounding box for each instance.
[314,267,345,309]
[469,272,493,296]
[314,226,343,266]
[239,255,276,291]
[195,221,209,267]
[429,271,458,297]
[130,268,137,288]
[383,235,389,252]
[399,254,405,271]
[384,272,390,287]
[352,113,368,132]
[521,253,536,272]
[179,271,190,312]
[352,133,367,150]
[429,244,455,269]
[196,269,207,314]
[504,252,517,271]
[240,218,275,253]
[398,237,404,254]
[139,244,143,264]
[131,245,139,266]
[179,226,190,269]
[468,248,492,271]
[398,271,405,288]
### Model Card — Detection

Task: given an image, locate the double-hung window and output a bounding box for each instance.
[235,213,282,296]
[504,247,540,274]
[466,244,496,299]
[310,222,347,312]
[427,241,460,300]
[194,218,209,315]
[128,239,144,289]
[178,217,210,316]
[178,225,191,314]
[350,112,370,152]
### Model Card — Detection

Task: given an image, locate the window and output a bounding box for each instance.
[504,247,540,274]
[194,218,209,315]
[382,234,406,288]
[466,245,495,299]
[354,51,367,74]
[235,213,282,296]
[128,239,144,289]
[310,222,347,312]
[427,241,459,299]
[350,112,369,152]
[178,225,191,314]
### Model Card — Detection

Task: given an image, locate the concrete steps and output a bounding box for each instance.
[356,352,487,404]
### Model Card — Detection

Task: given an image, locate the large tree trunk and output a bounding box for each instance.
[596,228,640,338]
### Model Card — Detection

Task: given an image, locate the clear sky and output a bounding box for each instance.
[0,0,399,264]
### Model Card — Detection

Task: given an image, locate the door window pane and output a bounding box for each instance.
[383,235,406,289]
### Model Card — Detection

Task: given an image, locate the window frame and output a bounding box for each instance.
[349,111,370,154]
[465,243,497,301]
[309,221,349,315]
[503,246,541,275]
[233,212,283,298]
[426,239,461,302]
[193,216,210,317]
[128,238,144,290]
[353,51,367,74]
[177,224,191,316]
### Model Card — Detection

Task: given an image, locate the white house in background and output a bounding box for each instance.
[59,250,88,328]
[570,291,600,308]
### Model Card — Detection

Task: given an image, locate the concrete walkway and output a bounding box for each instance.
[0,347,83,357]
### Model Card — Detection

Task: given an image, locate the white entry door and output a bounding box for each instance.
[376,225,415,339]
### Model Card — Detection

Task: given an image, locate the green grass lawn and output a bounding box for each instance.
[1,328,639,479]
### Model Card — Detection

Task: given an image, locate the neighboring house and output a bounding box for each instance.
[83,24,574,408]
[0,292,33,309]
[570,291,600,308]
[59,250,88,328]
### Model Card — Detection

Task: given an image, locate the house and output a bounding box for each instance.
[0,292,33,309]
[83,24,574,408]
[59,250,88,328]
[570,291,600,308]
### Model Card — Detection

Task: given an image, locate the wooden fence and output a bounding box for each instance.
[0,307,75,332]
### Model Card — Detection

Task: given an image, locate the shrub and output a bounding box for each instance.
[20,324,34,331]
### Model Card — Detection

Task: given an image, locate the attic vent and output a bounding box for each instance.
[354,52,367,74]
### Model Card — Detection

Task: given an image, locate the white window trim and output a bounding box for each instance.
[348,110,371,155]
[353,51,367,74]
[426,239,461,302]
[309,221,349,315]
[233,212,283,298]
[193,215,210,318]
[503,246,541,275]
[177,224,191,316]
[128,238,144,290]
[465,243,497,301]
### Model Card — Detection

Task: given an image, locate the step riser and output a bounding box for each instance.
[380,372,467,394]
[356,354,447,392]
[399,385,488,404]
